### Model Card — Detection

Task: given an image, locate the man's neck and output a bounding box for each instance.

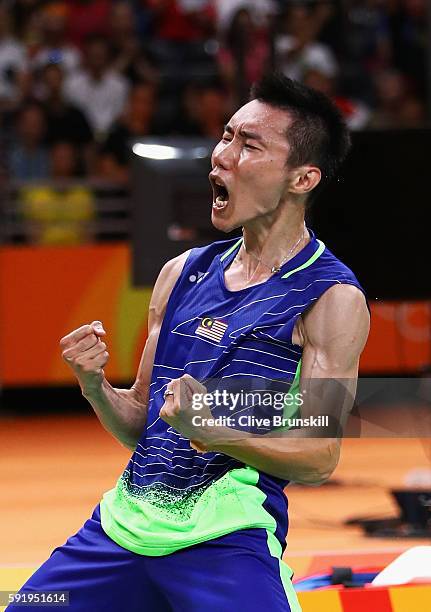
[242,200,308,265]
[227,199,309,288]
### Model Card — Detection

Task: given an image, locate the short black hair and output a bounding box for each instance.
[250,72,351,202]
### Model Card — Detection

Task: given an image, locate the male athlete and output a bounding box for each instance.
[8,74,369,611]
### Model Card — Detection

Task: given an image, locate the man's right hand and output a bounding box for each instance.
[60,321,109,394]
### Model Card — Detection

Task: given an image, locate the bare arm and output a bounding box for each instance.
[206,284,370,483]
[61,250,190,450]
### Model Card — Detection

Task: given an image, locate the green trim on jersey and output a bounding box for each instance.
[219,238,325,280]
[266,530,302,612]
[100,465,278,557]
[283,358,302,422]
[101,466,301,609]
[281,240,325,279]
[220,238,243,262]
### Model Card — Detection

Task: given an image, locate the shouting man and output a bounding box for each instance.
[8,73,369,612]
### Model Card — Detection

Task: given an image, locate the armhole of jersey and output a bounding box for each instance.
[156,249,195,328]
[286,277,366,347]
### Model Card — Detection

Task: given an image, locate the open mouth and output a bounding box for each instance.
[211,176,230,211]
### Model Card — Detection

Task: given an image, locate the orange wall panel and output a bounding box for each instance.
[0,244,151,385]
[0,244,429,385]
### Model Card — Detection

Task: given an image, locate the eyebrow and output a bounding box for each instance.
[224,124,265,143]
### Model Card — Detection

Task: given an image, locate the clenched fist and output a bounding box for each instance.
[60,321,109,393]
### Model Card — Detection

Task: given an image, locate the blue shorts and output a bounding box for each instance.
[6,506,300,611]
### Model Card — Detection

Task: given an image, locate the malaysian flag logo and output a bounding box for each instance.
[195,317,228,343]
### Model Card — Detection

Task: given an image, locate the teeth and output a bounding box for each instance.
[213,196,229,210]
[212,176,229,210]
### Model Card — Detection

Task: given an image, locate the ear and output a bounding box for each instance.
[289,166,321,195]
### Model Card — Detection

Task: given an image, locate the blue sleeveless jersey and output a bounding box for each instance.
[100,231,364,556]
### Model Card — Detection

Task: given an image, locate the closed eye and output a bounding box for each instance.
[220,137,259,150]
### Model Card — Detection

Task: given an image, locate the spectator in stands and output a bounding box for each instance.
[39,63,93,147]
[214,0,276,34]
[386,0,427,99]
[64,35,129,139]
[20,135,94,244]
[176,77,228,138]
[122,0,154,39]
[303,67,370,130]
[306,0,343,58]
[109,1,142,77]
[8,101,49,180]
[343,0,391,73]
[30,3,81,75]
[66,0,111,49]
[21,179,95,245]
[144,0,218,93]
[274,5,338,83]
[146,0,216,43]
[368,69,426,128]
[95,81,159,183]
[50,141,82,178]
[218,8,270,107]
[15,7,49,103]
[0,6,26,109]
[397,95,426,127]
[339,0,391,102]
[108,1,159,87]
[10,0,44,38]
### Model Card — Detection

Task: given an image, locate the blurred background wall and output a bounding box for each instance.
[0,0,430,400]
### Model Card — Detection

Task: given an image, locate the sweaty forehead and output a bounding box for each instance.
[227,99,291,143]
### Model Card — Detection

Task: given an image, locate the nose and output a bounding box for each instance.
[212,139,237,170]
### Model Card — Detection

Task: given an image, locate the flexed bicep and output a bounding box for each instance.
[295,283,370,443]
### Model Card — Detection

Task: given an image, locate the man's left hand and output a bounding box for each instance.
[159,374,214,451]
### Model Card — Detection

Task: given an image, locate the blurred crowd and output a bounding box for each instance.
[0,0,428,184]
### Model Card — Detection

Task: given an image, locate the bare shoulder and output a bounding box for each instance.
[155,250,191,288]
[297,284,370,368]
[149,250,191,325]
[308,283,369,324]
